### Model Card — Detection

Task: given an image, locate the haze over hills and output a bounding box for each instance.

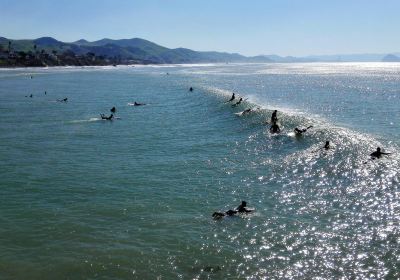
[0,36,399,67]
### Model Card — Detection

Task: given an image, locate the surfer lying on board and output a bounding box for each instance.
[134,102,146,106]
[241,108,252,115]
[100,113,114,120]
[226,92,235,103]
[212,201,254,219]
[370,147,391,159]
[240,107,260,116]
[294,125,313,135]
[269,121,281,134]
[232,97,243,107]
[58,98,68,102]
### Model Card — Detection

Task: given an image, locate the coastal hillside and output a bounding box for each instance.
[0,36,272,67]
[1,36,399,67]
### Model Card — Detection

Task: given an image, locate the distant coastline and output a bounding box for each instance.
[1,36,400,67]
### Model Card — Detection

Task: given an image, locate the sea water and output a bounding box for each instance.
[0,63,399,279]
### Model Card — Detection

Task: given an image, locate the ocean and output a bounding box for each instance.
[0,63,399,279]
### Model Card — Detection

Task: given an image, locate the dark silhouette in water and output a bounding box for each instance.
[58,98,68,102]
[370,147,391,159]
[324,141,330,150]
[241,108,252,115]
[100,113,114,120]
[240,107,259,116]
[235,201,253,213]
[232,97,243,107]
[189,87,193,92]
[269,121,281,134]
[226,92,235,102]
[134,102,145,106]
[271,110,278,123]
[294,125,313,135]
[110,107,116,113]
[45,91,47,95]
[212,201,254,219]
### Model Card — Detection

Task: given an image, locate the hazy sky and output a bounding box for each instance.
[1,0,399,56]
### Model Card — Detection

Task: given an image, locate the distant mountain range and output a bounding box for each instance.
[0,36,272,66]
[0,36,399,67]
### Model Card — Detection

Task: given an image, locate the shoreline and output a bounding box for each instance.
[1,61,400,70]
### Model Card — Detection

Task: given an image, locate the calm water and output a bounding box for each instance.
[0,63,399,279]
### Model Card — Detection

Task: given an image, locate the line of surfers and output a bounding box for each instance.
[212,90,392,220]
[224,91,391,159]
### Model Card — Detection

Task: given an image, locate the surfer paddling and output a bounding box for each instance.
[232,97,243,107]
[134,102,145,106]
[110,107,116,113]
[370,147,391,159]
[212,201,254,219]
[240,107,259,116]
[363,147,391,164]
[100,113,114,120]
[294,125,313,135]
[58,98,68,102]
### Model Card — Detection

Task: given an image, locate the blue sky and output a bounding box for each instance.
[0,0,399,56]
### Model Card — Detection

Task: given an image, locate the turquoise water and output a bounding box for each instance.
[0,63,399,279]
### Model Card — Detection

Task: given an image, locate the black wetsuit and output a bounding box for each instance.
[270,123,281,133]
[232,98,243,107]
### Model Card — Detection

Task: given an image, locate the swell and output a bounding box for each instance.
[199,85,400,176]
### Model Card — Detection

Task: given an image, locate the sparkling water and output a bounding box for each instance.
[0,63,399,279]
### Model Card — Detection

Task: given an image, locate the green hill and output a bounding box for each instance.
[0,36,273,67]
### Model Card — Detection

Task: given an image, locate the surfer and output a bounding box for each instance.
[271,110,278,123]
[110,107,116,113]
[58,98,68,102]
[294,125,313,135]
[370,147,391,159]
[232,97,243,107]
[29,94,33,98]
[226,92,235,102]
[189,87,193,92]
[235,201,253,213]
[269,121,281,134]
[100,113,114,120]
[324,141,330,150]
[212,201,254,219]
[134,102,145,106]
[212,210,237,219]
[45,91,47,95]
[241,108,252,115]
